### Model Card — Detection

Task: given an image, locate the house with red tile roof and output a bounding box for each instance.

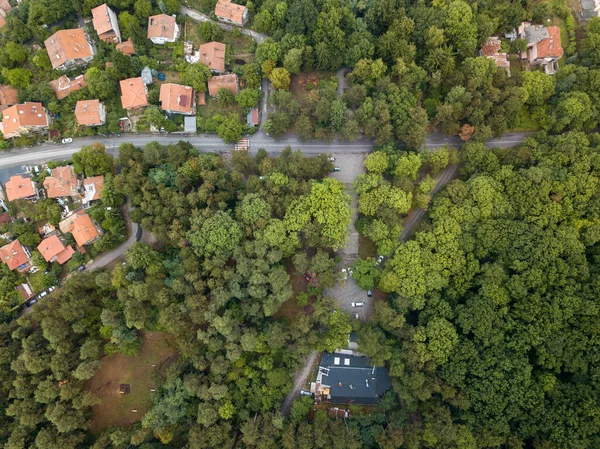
[82,176,104,204]
[120,77,149,110]
[0,85,18,112]
[45,28,95,71]
[480,37,510,75]
[49,74,87,100]
[518,23,564,74]
[37,235,75,264]
[43,166,79,198]
[147,14,180,45]
[0,102,51,139]
[4,175,37,202]
[198,42,226,73]
[75,100,106,127]
[208,73,239,96]
[92,4,121,43]
[0,240,31,272]
[59,210,101,247]
[0,0,11,29]
[215,0,248,26]
[159,83,195,115]
[116,39,135,55]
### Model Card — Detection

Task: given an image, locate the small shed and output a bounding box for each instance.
[141,67,153,85]
[246,108,259,127]
[184,116,197,133]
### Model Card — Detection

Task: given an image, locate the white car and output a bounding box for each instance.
[351,302,365,307]
[376,255,385,265]
[61,138,73,144]
[327,157,335,162]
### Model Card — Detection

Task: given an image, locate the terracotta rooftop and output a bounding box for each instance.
[45,29,93,70]
[208,73,239,96]
[0,85,18,111]
[199,41,226,72]
[120,77,148,109]
[536,26,564,59]
[75,100,103,126]
[197,92,206,106]
[481,37,502,57]
[4,175,35,202]
[37,235,74,264]
[43,165,78,198]
[48,74,87,100]
[0,211,10,224]
[215,0,247,24]
[0,240,30,271]
[147,14,177,40]
[0,15,5,29]
[82,176,104,202]
[59,210,100,247]
[92,4,117,39]
[1,102,49,139]
[159,83,194,114]
[0,0,11,14]
[16,283,34,301]
[116,39,135,55]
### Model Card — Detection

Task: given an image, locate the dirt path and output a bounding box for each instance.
[280,350,319,416]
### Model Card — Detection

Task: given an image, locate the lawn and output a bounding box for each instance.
[198,95,244,122]
[86,331,178,434]
[358,234,377,260]
[290,71,338,107]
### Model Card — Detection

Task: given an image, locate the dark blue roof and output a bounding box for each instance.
[319,353,390,404]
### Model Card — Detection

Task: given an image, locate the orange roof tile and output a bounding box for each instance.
[120,77,148,109]
[197,92,206,106]
[4,175,35,202]
[1,102,49,139]
[208,73,238,96]
[71,213,100,247]
[0,0,12,14]
[0,240,30,271]
[147,14,177,40]
[159,83,194,114]
[83,176,104,202]
[0,15,5,29]
[48,74,87,100]
[75,100,104,126]
[45,29,94,70]
[199,41,226,72]
[536,26,564,59]
[116,39,135,55]
[92,4,118,42]
[59,209,85,234]
[43,166,78,198]
[215,0,247,25]
[481,37,502,57]
[0,211,11,224]
[0,85,18,108]
[37,235,66,262]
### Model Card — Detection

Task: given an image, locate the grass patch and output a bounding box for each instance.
[510,109,541,132]
[290,71,337,107]
[358,234,378,260]
[86,331,177,434]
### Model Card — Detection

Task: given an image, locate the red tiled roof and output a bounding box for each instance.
[48,74,87,100]
[147,14,177,40]
[481,37,502,57]
[120,77,148,109]
[0,211,10,224]
[0,240,30,271]
[536,26,564,59]
[0,85,18,108]
[43,165,78,198]
[215,0,247,25]
[44,29,94,70]
[4,175,35,202]
[83,176,104,202]
[116,39,135,55]
[75,100,104,126]
[199,41,226,72]
[159,83,194,114]
[208,73,238,96]
[1,102,49,139]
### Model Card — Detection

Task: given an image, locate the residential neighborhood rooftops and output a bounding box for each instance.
[44,29,93,70]
[147,14,177,40]
[4,174,35,202]
[49,74,87,100]
[0,102,49,139]
[0,240,30,271]
[481,37,502,57]
[120,77,148,109]
[199,41,226,72]
[59,210,100,247]
[116,39,135,55]
[92,4,118,39]
[536,26,563,59]
[75,100,103,126]
[43,166,78,198]
[208,73,239,96]
[215,0,247,25]
[37,235,74,264]
[0,85,18,111]
[159,83,194,114]
[83,176,104,203]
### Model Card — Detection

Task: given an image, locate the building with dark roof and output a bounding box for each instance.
[313,353,390,405]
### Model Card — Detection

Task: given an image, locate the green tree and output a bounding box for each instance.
[181,63,211,92]
[269,67,291,90]
[72,143,114,177]
[236,89,261,109]
[86,67,116,101]
[188,211,243,258]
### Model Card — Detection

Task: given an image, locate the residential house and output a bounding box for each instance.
[49,74,87,100]
[0,211,11,224]
[312,353,390,405]
[198,41,226,73]
[59,210,101,247]
[82,176,104,205]
[92,3,121,43]
[4,175,37,202]
[45,29,95,71]
[215,0,248,26]
[43,166,79,199]
[208,73,239,96]
[0,240,32,272]
[0,0,12,29]
[518,22,564,74]
[0,102,51,139]
[15,282,35,302]
[120,77,149,110]
[75,100,106,127]
[159,83,195,115]
[147,14,179,45]
[480,37,510,75]
[37,235,75,265]
[0,85,18,112]
[116,39,135,55]
[246,108,258,127]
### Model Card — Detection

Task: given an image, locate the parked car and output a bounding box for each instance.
[76,265,86,272]
[27,298,37,306]
[38,291,48,298]
[303,273,312,282]
[300,390,312,397]
[327,157,336,162]
[376,255,385,265]
[331,166,341,172]
[367,289,373,297]
[48,286,55,292]
[61,138,73,144]
[341,268,348,280]
[351,302,365,307]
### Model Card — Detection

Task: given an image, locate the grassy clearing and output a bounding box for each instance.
[86,331,177,434]
[358,234,378,260]
[290,71,337,107]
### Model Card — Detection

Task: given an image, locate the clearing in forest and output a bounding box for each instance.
[86,331,177,433]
